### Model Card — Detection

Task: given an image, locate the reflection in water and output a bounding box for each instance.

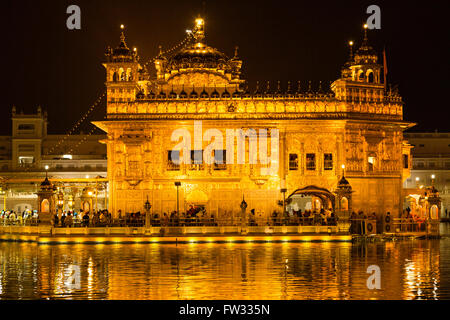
[0,232,449,300]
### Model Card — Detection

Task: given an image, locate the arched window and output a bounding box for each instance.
[368,155,376,172]
[367,71,374,83]
[119,68,125,81]
[430,205,439,219]
[41,199,49,213]
[83,201,90,212]
[112,72,118,82]
[358,70,365,81]
[341,197,348,211]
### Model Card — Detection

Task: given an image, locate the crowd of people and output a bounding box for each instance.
[1,206,340,228]
[0,209,39,225]
[53,209,113,227]
[264,208,338,226]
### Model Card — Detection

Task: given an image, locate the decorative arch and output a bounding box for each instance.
[119,67,125,81]
[287,185,336,211]
[358,70,365,81]
[430,205,439,220]
[340,197,349,211]
[41,199,49,213]
[366,69,374,83]
[82,201,90,212]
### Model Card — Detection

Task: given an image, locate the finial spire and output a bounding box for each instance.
[363,24,368,41]
[194,16,205,43]
[119,24,128,48]
[348,40,354,61]
[234,46,239,58]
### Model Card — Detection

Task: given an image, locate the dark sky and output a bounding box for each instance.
[3,0,449,134]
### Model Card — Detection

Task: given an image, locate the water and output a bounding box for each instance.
[1,225,450,300]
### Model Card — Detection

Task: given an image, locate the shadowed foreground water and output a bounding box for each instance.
[1,225,450,300]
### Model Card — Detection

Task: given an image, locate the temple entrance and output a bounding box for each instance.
[286,186,335,214]
[184,189,208,215]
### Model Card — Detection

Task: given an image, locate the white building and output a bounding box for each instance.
[0,107,107,213]
[403,131,450,217]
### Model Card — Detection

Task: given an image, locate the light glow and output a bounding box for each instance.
[195,18,204,26]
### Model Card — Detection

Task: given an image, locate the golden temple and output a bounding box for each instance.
[93,17,414,222]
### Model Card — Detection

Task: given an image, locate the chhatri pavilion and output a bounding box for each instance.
[93,17,413,222]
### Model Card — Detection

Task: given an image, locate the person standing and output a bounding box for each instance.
[83,211,89,227]
[65,213,73,228]
[53,213,59,227]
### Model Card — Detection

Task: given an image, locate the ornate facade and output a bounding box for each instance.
[94,18,413,220]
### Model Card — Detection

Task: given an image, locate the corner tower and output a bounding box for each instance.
[104,25,144,113]
[332,24,385,103]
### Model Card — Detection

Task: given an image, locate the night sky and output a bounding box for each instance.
[3,0,449,134]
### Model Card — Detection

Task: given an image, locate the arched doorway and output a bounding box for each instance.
[185,189,209,217]
[430,205,439,220]
[41,199,49,213]
[286,185,335,213]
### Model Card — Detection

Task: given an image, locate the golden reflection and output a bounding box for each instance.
[0,239,446,300]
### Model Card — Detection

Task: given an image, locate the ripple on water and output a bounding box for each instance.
[0,229,450,300]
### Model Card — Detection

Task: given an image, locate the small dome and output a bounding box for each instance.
[105,29,138,63]
[147,90,156,99]
[200,87,209,98]
[354,30,378,64]
[338,176,350,186]
[179,86,188,99]
[211,88,220,98]
[222,88,231,98]
[40,177,51,187]
[168,43,229,71]
[189,87,198,99]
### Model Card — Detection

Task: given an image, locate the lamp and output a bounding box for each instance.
[57,190,64,209]
[280,188,287,216]
[174,182,181,221]
[144,196,152,211]
[144,196,152,229]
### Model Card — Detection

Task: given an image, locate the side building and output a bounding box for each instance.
[403,131,450,217]
[0,107,107,213]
